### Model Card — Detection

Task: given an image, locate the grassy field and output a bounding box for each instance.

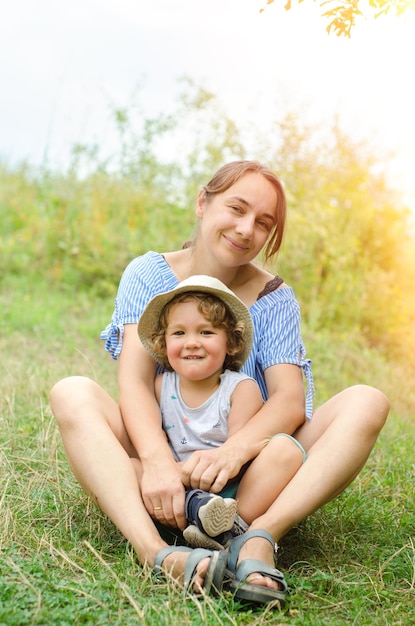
[0,273,414,625]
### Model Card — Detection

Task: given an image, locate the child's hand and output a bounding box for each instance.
[181,447,241,493]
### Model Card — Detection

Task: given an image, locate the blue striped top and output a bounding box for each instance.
[101,251,315,418]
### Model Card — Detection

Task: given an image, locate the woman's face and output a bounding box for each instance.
[195,173,278,267]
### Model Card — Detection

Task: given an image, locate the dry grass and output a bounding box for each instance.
[1,278,414,625]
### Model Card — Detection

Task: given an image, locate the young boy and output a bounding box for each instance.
[136,275,305,548]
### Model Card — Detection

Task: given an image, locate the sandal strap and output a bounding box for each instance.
[183,548,213,590]
[153,545,193,576]
[236,558,288,593]
[227,529,275,572]
[154,545,227,595]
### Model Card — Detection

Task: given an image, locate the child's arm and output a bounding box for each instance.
[227,378,264,437]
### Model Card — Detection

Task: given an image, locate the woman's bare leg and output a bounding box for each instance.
[50,376,211,585]
[235,385,390,588]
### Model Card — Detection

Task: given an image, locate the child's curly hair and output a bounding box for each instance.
[150,292,247,372]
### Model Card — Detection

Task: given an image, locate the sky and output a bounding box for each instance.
[1,0,414,211]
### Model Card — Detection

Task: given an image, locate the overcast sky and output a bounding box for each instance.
[1,0,414,210]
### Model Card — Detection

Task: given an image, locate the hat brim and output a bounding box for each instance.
[137,276,253,367]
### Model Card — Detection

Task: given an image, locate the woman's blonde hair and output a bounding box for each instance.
[150,292,247,372]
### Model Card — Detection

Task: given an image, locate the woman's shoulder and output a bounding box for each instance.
[124,250,166,273]
[248,268,298,319]
[121,251,178,290]
[234,263,288,306]
[162,249,194,282]
[115,251,179,318]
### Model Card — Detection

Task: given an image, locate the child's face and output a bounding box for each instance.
[164,299,228,382]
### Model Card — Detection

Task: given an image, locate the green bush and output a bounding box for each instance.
[1,84,414,365]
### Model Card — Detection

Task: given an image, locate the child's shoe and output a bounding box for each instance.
[185,489,237,537]
[183,514,249,550]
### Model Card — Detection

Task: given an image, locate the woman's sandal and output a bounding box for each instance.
[154,545,228,596]
[224,529,288,607]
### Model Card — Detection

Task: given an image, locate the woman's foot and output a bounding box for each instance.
[225,529,287,605]
[154,547,205,589]
[153,545,228,595]
[237,533,282,591]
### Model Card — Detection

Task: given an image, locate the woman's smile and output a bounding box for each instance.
[223,234,250,252]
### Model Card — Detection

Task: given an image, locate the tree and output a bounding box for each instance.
[260,0,415,37]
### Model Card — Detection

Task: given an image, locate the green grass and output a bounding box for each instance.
[1,276,414,625]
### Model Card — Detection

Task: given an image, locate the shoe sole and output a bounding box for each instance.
[183,525,225,550]
[183,514,249,551]
[225,576,286,607]
[198,496,237,536]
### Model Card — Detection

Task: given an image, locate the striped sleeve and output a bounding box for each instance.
[245,288,315,419]
[100,251,178,360]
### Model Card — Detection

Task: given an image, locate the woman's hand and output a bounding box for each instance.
[181,446,243,493]
[140,458,187,530]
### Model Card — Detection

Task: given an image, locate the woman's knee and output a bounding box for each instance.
[346,384,390,432]
[50,376,98,425]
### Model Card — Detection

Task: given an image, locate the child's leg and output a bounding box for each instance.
[236,434,305,524]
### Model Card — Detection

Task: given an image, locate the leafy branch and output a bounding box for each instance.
[260,0,415,36]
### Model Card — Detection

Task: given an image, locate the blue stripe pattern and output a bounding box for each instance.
[101,251,315,418]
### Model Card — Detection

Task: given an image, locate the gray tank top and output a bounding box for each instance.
[159,369,253,462]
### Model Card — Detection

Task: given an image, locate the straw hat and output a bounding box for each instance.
[137,275,253,365]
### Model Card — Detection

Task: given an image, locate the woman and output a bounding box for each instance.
[50,161,389,605]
